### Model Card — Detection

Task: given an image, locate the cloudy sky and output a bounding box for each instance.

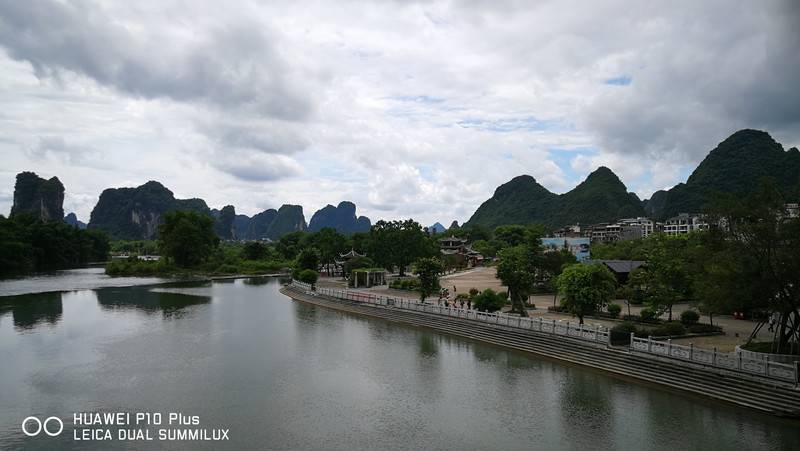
[1,0,798,226]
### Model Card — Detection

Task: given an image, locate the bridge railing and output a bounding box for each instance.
[288,280,610,346]
[630,335,799,383]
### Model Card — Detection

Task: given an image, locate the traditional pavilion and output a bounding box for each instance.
[438,236,484,268]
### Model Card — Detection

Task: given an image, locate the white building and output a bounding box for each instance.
[663,213,709,235]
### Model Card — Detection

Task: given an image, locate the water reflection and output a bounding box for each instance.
[0,292,63,331]
[558,370,614,449]
[417,334,438,357]
[95,286,211,318]
[242,276,272,286]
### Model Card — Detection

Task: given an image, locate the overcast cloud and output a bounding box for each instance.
[0,0,798,225]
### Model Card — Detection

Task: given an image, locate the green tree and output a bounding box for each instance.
[157,210,219,267]
[242,241,268,260]
[296,247,320,271]
[309,228,348,276]
[367,219,436,275]
[412,257,444,302]
[495,245,538,316]
[698,180,800,352]
[472,289,506,313]
[555,263,617,324]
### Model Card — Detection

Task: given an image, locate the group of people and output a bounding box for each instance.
[436,285,472,310]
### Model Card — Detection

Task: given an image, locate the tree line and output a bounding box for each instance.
[0,213,109,275]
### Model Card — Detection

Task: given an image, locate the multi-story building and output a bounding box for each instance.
[663,213,709,235]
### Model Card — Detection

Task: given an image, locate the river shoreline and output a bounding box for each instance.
[280,284,800,419]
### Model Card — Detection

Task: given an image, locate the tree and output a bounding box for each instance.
[157,210,219,267]
[699,180,800,353]
[555,263,617,324]
[309,228,348,276]
[296,247,320,271]
[367,219,436,275]
[472,289,506,313]
[242,241,268,260]
[343,256,375,278]
[540,249,577,305]
[495,245,538,316]
[412,257,444,303]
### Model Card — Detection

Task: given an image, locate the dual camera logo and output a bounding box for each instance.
[22,416,63,437]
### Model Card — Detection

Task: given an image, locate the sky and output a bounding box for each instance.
[1,0,799,226]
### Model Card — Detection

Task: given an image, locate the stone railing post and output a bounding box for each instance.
[538,317,543,331]
[738,352,743,371]
[712,347,717,367]
[667,339,672,357]
[689,343,694,361]
[764,356,769,376]
[552,319,556,334]
[794,361,799,387]
[647,336,652,353]
[629,332,634,350]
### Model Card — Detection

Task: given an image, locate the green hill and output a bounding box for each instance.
[647,129,800,219]
[464,167,644,229]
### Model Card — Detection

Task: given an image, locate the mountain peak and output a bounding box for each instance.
[308,201,370,235]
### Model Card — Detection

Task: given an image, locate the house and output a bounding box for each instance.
[438,236,483,268]
[583,259,645,284]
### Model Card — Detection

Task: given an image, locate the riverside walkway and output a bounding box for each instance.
[282,281,800,418]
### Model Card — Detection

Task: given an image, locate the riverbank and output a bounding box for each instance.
[281,284,800,418]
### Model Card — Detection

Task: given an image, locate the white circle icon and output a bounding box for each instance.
[21,416,63,437]
[21,417,41,437]
[44,417,64,436]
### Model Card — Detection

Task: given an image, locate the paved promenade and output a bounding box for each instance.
[318,267,773,352]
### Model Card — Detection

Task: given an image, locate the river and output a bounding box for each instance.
[0,276,798,450]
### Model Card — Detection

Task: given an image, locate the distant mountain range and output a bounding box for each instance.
[64,212,86,229]
[7,129,798,239]
[308,201,371,235]
[465,129,800,228]
[465,166,644,229]
[428,222,446,234]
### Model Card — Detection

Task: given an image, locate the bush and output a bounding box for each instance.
[548,305,567,313]
[687,323,722,334]
[639,308,659,322]
[473,289,506,313]
[606,304,622,318]
[610,321,639,345]
[680,310,700,326]
[651,321,686,337]
[296,269,319,284]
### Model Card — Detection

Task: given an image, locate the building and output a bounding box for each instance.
[786,203,799,218]
[541,237,590,261]
[438,236,484,267]
[553,224,583,238]
[663,213,709,235]
[583,259,645,284]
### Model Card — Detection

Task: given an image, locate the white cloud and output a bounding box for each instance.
[0,0,798,225]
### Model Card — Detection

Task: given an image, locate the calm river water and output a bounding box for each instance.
[0,277,798,450]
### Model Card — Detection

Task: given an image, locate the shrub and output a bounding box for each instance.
[473,289,506,313]
[468,288,480,298]
[606,304,622,318]
[652,321,686,337]
[296,269,319,284]
[687,323,722,334]
[548,305,567,313]
[610,321,639,345]
[639,308,658,322]
[680,310,700,326]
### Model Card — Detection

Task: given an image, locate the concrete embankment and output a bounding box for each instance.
[281,286,800,419]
